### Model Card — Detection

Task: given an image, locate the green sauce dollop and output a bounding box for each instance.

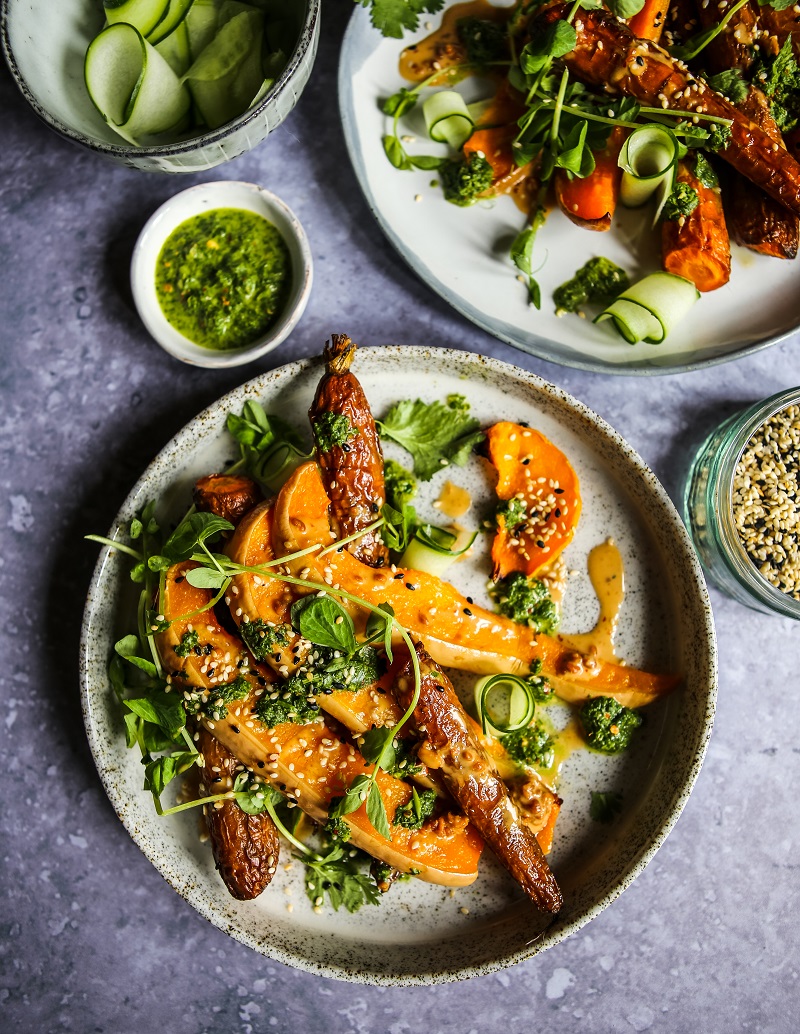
[156,208,291,351]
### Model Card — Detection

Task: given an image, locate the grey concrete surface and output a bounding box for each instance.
[1,3,799,1033]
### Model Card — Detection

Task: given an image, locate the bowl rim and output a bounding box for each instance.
[0,0,320,158]
[130,179,314,368]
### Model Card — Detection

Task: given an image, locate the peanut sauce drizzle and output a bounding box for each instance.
[434,480,472,518]
[539,539,626,783]
[556,538,625,666]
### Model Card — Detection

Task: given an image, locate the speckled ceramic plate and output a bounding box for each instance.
[338,2,800,375]
[79,347,717,984]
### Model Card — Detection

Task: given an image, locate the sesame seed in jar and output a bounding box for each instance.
[732,404,800,599]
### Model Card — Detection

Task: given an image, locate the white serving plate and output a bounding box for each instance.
[338,1,800,374]
[79,346,717,983]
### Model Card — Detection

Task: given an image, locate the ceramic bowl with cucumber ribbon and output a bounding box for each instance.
[0,0,320,173]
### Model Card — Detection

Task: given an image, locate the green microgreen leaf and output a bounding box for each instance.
[162,512,233,564]
[114,634,158,677]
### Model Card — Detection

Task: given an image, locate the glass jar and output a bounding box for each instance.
[683,386,800,620]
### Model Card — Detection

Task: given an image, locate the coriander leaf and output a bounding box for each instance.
[757,0,796,8]
[129,517,143,539]
[364,0,446,39]
[360,726,397,771]
[590,789,623,824]
[303,843,380,912]
[705,69,748,105]
[377,396,484,481]
[366,781,392,839]
[291,597,358,654]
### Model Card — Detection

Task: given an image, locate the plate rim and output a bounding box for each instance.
[337,2,799,377]
[79,345,718,984]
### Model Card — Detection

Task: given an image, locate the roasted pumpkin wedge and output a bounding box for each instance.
[487,421,582,580]
[272,462,680,709]
[157,562,483,886]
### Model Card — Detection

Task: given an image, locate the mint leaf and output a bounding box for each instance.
[377,396,483,480]
[291,597,357,654]
[360,726,397,771]
[366,781,391,839]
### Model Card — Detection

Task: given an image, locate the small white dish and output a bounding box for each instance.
[130,181,313,368]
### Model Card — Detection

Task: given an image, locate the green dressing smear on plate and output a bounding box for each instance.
[156,208,291,351]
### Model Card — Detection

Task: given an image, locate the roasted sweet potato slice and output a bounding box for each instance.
[487,421,582,580]
[272,462,680,709]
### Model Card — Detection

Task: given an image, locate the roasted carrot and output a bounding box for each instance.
[487,421,582,580]
[537,3,800,216]
[628,0,671,43]
[662,158,731,292]
[555,127,625,231]
[193,473,261,527]
[309,334,389,568]
[393,644,563,913]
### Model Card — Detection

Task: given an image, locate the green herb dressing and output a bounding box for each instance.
[156,207,291,351]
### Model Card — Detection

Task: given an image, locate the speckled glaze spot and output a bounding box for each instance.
[79,347,717,985]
